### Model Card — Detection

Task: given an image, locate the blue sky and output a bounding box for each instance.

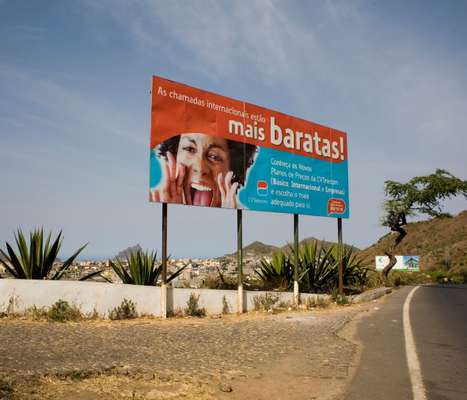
[1,0,466,259]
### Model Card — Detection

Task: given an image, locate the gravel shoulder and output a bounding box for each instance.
[0,298,391,400]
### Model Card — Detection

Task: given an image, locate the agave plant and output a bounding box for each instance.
[330,245,368,289]
[0,228,89,280]
[299,242,368,293]
[109,249,186,286]
[254,241,369,293]
[254,250,299,290]
[297,241,338,293]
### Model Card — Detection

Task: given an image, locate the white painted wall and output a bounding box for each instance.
[0,279,161,317]
[0,279,330,317]
[167,287,239,314]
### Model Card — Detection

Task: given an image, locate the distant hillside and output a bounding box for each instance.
[222,238,359,260]
[359,210,467,271]
[116,244,143,260]
[223,241,280,259]
[281,237,360,253]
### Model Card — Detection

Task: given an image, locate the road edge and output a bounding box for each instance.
[403,286,427,400]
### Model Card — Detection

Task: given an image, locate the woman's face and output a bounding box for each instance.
[176,133,231,206]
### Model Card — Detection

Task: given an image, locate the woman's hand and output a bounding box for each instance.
[217,171,239,208]
[150,152,186,204]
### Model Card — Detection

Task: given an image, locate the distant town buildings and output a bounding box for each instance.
[0,248,271,287]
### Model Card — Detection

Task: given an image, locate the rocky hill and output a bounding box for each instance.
[223,241,279,259]
[116,244,143,260]
[358,210,467,272]
[218,241,279,274]
[222,237,359,261]
[280,237,359,253]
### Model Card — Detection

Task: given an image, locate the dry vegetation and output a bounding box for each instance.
[358,210,467,272]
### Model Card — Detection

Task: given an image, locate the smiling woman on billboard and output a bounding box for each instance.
[150,133,257,208]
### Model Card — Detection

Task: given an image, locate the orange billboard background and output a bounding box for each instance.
[150,76,347,163]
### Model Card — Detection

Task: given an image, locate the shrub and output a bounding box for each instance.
[429,270,448,284]
[304,295,330,309]
[184,293,206,317]
[69,369,93,381]
[255,251,295,291]
[336,295,349,305]
[252,293,279,312]
[255,242,369,294]
[388,271,431,286]
[448,267,467,283]
[0,228,89,280]
[317,296,331,307]
[109,299,138,320]
[365,270,386,289]
[47,300,82,322]
[302,243,368,293]
[429,270,466,284]
[364,270,433,288]
[298,242,336,293]
[277,300,292,310]
[5,296,19,315]
[201,268,237,290]
[24,305,48,321]
[222,295,230,314]
[86,308,100,320]
[0,375,14,398]
[450,275,465,284]
[168,308,184,318]
[109,249,186,286]
[331,288,350,305]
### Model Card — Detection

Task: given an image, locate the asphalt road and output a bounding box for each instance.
[411,284,467,399]
[344,284,467,400]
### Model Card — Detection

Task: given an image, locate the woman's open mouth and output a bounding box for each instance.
[191,183,213,206]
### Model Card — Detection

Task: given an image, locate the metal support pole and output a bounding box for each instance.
[337,217,343,296]
[293,214,299,306]
[237,209,243,313]
[161,202,168,318]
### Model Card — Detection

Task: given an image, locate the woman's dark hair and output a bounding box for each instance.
[157,134,257,186]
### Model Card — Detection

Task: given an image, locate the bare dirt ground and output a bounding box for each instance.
[0,300,386,400]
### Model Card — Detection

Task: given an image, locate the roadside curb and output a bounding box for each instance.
[351,287,392,304]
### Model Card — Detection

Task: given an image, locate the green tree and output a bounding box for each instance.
[381,169,467,279]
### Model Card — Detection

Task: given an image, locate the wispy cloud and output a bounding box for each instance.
[0,63,146,146]
[3,24,45,41]
[88,0,467,169]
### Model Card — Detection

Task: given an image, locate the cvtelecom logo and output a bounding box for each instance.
[327,198,346,215]
[257,180,268,196]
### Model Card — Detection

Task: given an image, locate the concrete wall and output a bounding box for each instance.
[0,279,161,317]
[0,279,330,317]
[244,290,330,310]
[167,287,239,314]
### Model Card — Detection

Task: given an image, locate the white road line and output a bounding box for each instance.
[403,286,427,400]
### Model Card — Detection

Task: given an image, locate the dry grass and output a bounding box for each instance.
[10,373,215,400]
[358,210,467,272]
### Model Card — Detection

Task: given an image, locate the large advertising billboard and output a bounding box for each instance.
[149,76,349,218]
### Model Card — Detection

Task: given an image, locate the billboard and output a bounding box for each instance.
[375,256,420,271]
[149,76,349,218]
